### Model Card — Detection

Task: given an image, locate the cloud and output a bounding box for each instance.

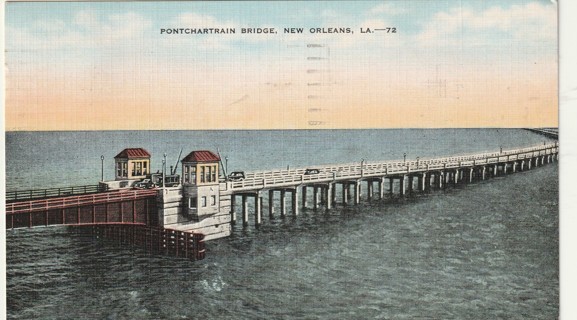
[370,3,407,15]
[73,10,98,28]
[8,10,152,50]
[416,2,557,46]
[174,12,235,29]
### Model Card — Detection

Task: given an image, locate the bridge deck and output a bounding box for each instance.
[6,189,158,215]
[5,184,103,203]
[227,142,558,192]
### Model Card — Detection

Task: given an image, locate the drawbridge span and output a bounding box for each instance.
[5,189,205,260]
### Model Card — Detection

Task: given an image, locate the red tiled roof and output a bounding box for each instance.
[114,148,151,159]
[181,150,220,163]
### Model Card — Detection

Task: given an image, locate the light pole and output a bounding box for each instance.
[162,153,167,188]
[403,153,407,164]
[225,156,229,177]
[100,155,104,181]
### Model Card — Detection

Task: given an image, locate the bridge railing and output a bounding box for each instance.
[6,184,104,202]
[6,189,158,215]
[229,142,558,190]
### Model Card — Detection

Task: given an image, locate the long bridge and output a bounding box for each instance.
[6,134,558,260]
[220,141,558,227]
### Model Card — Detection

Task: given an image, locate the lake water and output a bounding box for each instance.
[5,129,558,319]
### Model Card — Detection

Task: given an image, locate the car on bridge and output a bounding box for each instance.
[304,168,321,175]
[133,179,155,189]
[228,171,246,181]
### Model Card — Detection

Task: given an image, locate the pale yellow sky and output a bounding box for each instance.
[5,1,558,130]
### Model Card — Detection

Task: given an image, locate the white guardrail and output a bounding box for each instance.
[228,142,558,191]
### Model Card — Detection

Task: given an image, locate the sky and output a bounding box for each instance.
[4,0,558,131]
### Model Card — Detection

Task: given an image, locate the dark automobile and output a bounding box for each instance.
[228,171,246,181]
[133,179,155,189]
[304,168,320,175]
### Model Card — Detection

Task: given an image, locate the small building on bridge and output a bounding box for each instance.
[114,148,151,181]
[181,150,221,219]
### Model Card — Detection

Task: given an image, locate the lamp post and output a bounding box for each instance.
[162,153,167,188]
[403,153,407,164]
[225,156,229,177]
[416,157,420,168]
[100,155,104,181]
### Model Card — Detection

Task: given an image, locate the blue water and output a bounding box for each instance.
[5,129,558,319]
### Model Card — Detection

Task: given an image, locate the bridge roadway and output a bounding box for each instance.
[525,128,559,139]
[228,142,559,192]
[224,142,558,226]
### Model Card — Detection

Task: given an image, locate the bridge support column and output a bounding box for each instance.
[512,162,517,173]
[419,173,426,192]
[453,170,459,186]
[468,168,474,183]
[313,187,320,210]
[389,178,394,194]
[231,195,237,225]
[443,172,449,189]
[302,186,308,209]
[268,190,275,218]
[379,177,386,199]
[503,164,508,175]
[367,181,373,200]
[292,188,299,216]
[481,167,486,180]
[493,164,498,177]
[255,195,262,226]
[242,195,249,227]
[280,190,287,217]
[520,160,525,171]
[326,184,333,209]
[354,181,361,204]
[400,176,407,196]
[331,183,337,206]
[408,176,414,193]
[528,159,532,170]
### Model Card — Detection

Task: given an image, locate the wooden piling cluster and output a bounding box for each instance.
[82,224,205,260]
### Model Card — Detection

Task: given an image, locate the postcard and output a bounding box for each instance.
[3,1,563,319]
